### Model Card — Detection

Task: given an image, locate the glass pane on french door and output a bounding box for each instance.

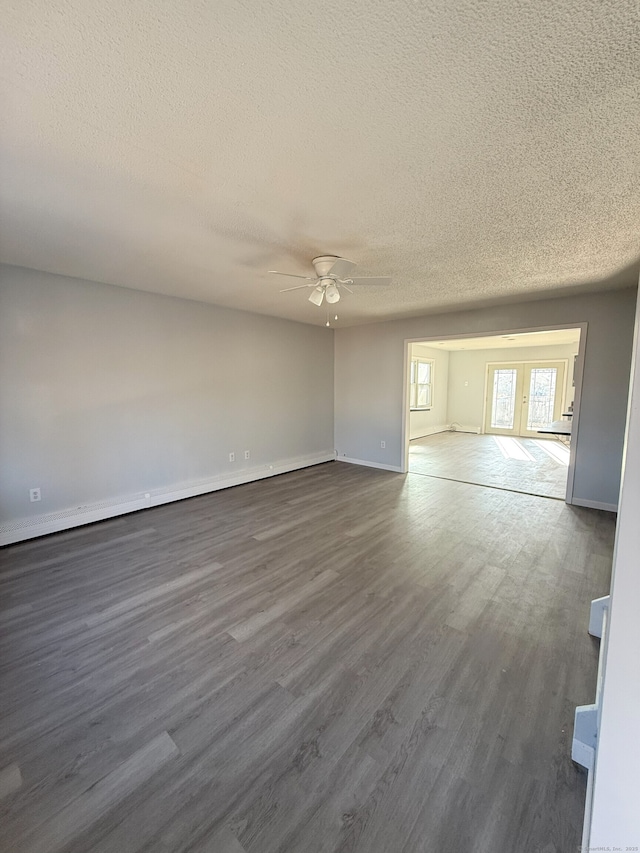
[527,367,558,430]
[491,368,518,429]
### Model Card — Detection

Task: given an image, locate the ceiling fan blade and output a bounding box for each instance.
[347,277,392,286]
[339,282,354,294]
[269,271,315,280]
[279,283,316,292]
[327,258,357,278]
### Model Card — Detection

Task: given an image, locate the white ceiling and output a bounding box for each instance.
[417,328,582,351]
[1,1,639,327]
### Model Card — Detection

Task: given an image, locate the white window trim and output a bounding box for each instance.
[410,356,434,410]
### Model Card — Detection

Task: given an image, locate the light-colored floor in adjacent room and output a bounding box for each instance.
[0,461,612,853]
[410,431,571,499]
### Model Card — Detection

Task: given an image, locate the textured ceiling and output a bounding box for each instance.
[1,1,639,327]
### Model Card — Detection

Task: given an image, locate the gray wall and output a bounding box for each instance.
[335,288,637,507]
[0,265,334,527]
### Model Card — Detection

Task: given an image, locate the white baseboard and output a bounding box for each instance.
[0,451,336,546]
[409,424,450,440]
[337,456,404,473]
[570,497,618,513]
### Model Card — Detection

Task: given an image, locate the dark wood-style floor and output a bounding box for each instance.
[0,462,613,853]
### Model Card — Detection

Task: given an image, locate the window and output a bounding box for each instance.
[490,368,517,429]
[410,357,433,409]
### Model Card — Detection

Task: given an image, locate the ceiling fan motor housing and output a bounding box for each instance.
[312,256,341,277]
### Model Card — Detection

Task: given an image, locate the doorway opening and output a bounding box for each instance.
[403,327,583,501]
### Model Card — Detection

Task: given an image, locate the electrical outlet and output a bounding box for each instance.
[244,450,250,460]
[29,487,41,502]
[229,452,235,462]
[380,440,386,449]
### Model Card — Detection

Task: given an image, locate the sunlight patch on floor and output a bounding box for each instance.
[535,439,570,466]
[492,436,536,462]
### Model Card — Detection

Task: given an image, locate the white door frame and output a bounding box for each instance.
[401,322,588,505]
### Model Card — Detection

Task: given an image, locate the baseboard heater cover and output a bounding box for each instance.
[0,451,336,545]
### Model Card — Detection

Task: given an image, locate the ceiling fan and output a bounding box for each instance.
[269,256,391,306]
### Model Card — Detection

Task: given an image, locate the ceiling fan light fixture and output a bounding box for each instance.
[325,283,340,304]
[271,256,391,310]
[308,285,324,306]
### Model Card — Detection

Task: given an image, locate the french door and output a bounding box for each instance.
[485,361,566,437]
